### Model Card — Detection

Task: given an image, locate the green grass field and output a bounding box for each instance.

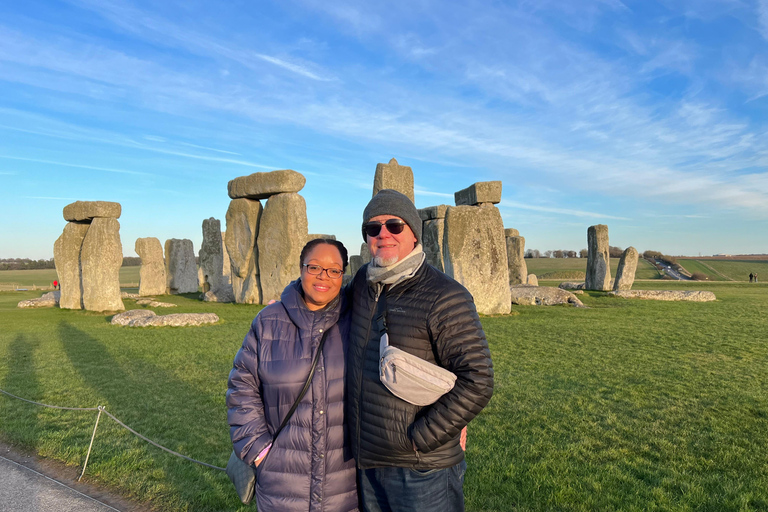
[678,259,768,282]
[0,267,142,290]
[2,281,768,511]
[525,257,661,280]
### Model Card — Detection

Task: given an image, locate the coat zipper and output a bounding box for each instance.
[355,284,382,466]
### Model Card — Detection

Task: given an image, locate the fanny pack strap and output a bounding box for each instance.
[377,285,390,354]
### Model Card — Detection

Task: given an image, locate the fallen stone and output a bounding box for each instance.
[510,285,585,307]
[454,181,502,206]
[422,218,445,272]
[586,224,611,291]
[111,310,219,327]
[63,201,121,222]
[613,246,639,291]
[225,198,262,304]
[54,222,90,310]
[228,169,306,200]
[135,237,166,296]
[81,217,124,312]
[559,282,586,290]
[202,287,235,303]
[372,158,414,203]
[443,205,511,315]
[608,290,716,302]
[121,292,142,299]
[258,192,308,303]
[527,274,538,286]
[418,205,449,222]
[165,239,198,294]
[17,291,60,308]
[506,234,527,286]
[135,298,177,307]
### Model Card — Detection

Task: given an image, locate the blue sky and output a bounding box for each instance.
[1,0,767,259]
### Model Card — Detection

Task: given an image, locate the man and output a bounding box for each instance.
[347,189,494,512]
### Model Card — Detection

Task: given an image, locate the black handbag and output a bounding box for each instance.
[226,328,330,504]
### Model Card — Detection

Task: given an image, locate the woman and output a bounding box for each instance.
[226,238,358,511]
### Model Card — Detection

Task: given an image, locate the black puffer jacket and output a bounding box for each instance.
[346,262,494,470]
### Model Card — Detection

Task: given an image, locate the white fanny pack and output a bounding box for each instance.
[376,289,456,406]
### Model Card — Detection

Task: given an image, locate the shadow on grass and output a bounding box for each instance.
[0,334,42,448]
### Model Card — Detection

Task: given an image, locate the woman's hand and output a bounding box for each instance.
[254,443,272,467]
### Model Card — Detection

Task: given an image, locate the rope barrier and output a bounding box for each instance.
[0,387,226,477]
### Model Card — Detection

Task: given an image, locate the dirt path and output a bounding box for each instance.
[696,260,735,281]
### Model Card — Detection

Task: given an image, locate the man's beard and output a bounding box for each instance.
[373,255,400,267]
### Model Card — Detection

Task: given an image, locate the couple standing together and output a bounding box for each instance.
[227,190,495,511]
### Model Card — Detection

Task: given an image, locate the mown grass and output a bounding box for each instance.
[678,259,768,282]
[2,281,768,511]
[0,267,142,289]
[525,257,661,280]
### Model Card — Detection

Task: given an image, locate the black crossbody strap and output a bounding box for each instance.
[272,327,331,442]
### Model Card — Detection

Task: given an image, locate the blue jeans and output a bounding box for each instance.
[358,460,467,512]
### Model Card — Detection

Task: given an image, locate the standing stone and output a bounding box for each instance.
[504,228,519,237]
[54,222,90,309]
[221,232,231,280]
[372,158,414,203]
[258,193,308,302]
[228,170,306,200]
[200,218,225,292]
[308,234,336,242]
[586,224,611,291]
[506,233,528,286]
[63,201,121,222]
[225,198,262,304]
[443,205,511,315]
[81,218,124,311]
[420,205,448,272]
[349,255,364,276]
[527,274,539,287]
[360,243,372,265]
[454,182,502,206]
[135,237,166,296]
[613,246,639,291]
[165,239,198,294]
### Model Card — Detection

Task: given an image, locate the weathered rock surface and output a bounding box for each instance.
[228,169,306,200]
[506,234,527,286]
[135,237,166,296]
[202,287,236,303]
[372,158,414,203]
[121,292,142,299]
[63,201,121,222]
[349,255,364,277]
[527,274,539,286]
[443,205,511,315]
[135,298,177,307]
[258,193,308,302]
[559,282,586,290]
[454,181,502,206]
[418,205,449,222]
[586,224,611,291]
[54,222,90,309]
[81,218,124,311]
[613,246,639,291]
[17,291,61,308]
[504,228,519,237]
[307,234,336,241]
[225,198,262,304]
[422,218,445,272]
[221,232,231,279]
[111,310,219,327]
[609,290,716,302]
[510,285,585,307]
[199,218,225,293]
[360,243,372,265]
[164,239,198,294]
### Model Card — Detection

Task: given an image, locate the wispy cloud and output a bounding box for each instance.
[0,155,150,176]
[414,187,453,199]
[500,200,631,221]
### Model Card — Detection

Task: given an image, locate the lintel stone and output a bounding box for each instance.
[454,181,502,206]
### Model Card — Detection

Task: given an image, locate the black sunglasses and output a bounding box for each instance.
[362,219,407,238]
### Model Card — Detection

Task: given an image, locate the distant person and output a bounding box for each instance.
[755,273,759,283]
[53,279,59,290]
[749,273,753,283]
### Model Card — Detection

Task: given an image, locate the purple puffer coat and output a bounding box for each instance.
[226,280,358,512]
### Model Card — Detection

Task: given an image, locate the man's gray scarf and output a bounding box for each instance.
[367,244,426,290]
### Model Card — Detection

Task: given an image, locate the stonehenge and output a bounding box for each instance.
[443,184,511,315]
[199,218,235,302]
[613,246,639,291]
[225,198,263,304]
[586,224,611,291]
[165,239,198,294]
[372,158,414,202]
[135,237,166,296]
[419,205,448,272]
[505,228,527,286]
[454,181,502,206]
[54,201,124,311]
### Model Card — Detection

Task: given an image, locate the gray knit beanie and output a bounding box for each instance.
[362,189,422,243]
